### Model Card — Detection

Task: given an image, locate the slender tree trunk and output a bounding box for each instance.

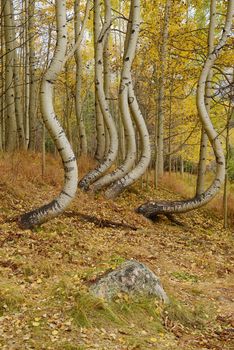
[136,1,233,217]
[105,79,151,199]
[11,0,26,149]
[2,0,17,152]
[93,0,106,161]
[89,0,138,192]
[196,0,216,195]
[223,106,233,229]
[79,0,118,190]
[24,0,30,148]
[19,0,78,229]
[157,0,171,178]
[28,0,38,151]
[74,0,88,156]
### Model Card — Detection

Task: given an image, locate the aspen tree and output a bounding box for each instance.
[2,0,17,151]
[28,0,38,151]
[19,0,78,229]
[157,0,171,178]
[74,0,88,156]
[94,0,106,161]
[196,0,216,195]
[136,0,233,217]
[79,0,119,190]
[89,0,138,192]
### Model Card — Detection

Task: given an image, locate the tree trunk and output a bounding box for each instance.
[105,80,151,199]
[136,1,233,218]
[89,0,138,192]
[28,0,38,151]
[79,0,119,190]
[196,0,216,195]
[157,0,171,178]
[19,0,78,229]
[93,0,106,162]
[2,0,17,152]
[74,0,88,156]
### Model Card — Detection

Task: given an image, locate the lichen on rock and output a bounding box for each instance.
[89,260,168,302]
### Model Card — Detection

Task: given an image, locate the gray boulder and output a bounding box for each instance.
[89,260,168,302]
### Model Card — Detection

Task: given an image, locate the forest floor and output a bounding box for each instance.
[0,153,233,350]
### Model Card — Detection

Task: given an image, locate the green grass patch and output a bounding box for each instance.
[0,279,25,315]
[171,271,198,282]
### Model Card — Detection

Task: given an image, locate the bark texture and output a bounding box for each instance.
[2,0,17,151]
[90,0,139,192]
[157,0,171,178]
[196,0,216,196]
[79,0,118,190]
[136,1,233,218]
[74,0,88,156]
[19,0,78,229]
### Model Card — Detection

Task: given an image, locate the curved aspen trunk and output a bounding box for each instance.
[90,0,139,192]
[136,1,233,218]
[105,80,151,199]
[196,0,216,196]
[79,0,118,190]
[19,0,78,229]
[74,0,89,156]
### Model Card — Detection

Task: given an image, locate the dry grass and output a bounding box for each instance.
[0,152,233,350]
[158,172,234,227]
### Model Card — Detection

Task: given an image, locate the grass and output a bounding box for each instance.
[0,279,25,315]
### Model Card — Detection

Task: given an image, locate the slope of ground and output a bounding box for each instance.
[0,153,233,350]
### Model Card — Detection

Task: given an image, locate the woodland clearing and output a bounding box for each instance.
[0,153,233,350]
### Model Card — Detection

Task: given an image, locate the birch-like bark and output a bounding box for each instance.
[24,0,30,147]
[93,0,106,161]
[19,0,78,229]
[74,0,88,156]
[2,0,17,152]
[79,0,118,190]
[223,107,233,229]
[105,80,151,198]
[136,0,233,217]
[89,0,139,192]
[11,0,25,149]
[28,0,38,151]
[157,0,171,178]
[196,0,216,195]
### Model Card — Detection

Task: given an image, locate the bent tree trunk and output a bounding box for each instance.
[136,0,233,219]
[196,0,216,195]
[90,0,139,192]
[79,0,118,190]
[19,0,78,229]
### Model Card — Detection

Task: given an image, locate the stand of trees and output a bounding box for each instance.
[0,0,233,228]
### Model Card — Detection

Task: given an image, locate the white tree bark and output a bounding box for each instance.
[105,80,151,198]
[19,0,78,229]
[196,0,216,196]
[157,0,171,178]
[28,0,38,151]
[79,0,119,190]
[93,0,106,162]
[136,0,233,217]
[2,0,17,152]
[90,0,139,192]
[74,0,89,156]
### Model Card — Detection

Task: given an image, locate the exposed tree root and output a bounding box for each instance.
[64,211,138,230]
